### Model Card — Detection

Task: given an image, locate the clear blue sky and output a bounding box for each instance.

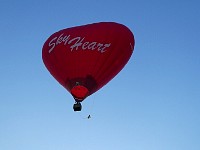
[0,0,200,150]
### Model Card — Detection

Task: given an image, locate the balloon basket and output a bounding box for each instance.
[73,102,82,111]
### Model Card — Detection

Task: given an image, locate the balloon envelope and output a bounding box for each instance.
[42,22,135,102]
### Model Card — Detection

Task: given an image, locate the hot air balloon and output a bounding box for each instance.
[42,22,135,111]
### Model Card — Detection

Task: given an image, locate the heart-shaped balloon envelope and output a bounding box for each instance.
[42,22,135,102]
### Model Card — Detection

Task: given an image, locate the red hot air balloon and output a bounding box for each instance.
[42,22,135,111]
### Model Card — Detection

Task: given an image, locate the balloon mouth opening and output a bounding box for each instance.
[70,85,89,102]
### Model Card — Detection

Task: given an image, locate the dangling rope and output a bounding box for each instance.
[75,112,92,120]
[87,94,96,119]
[75,95,96,120]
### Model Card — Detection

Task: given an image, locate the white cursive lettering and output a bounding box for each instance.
[48,33,111,53]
